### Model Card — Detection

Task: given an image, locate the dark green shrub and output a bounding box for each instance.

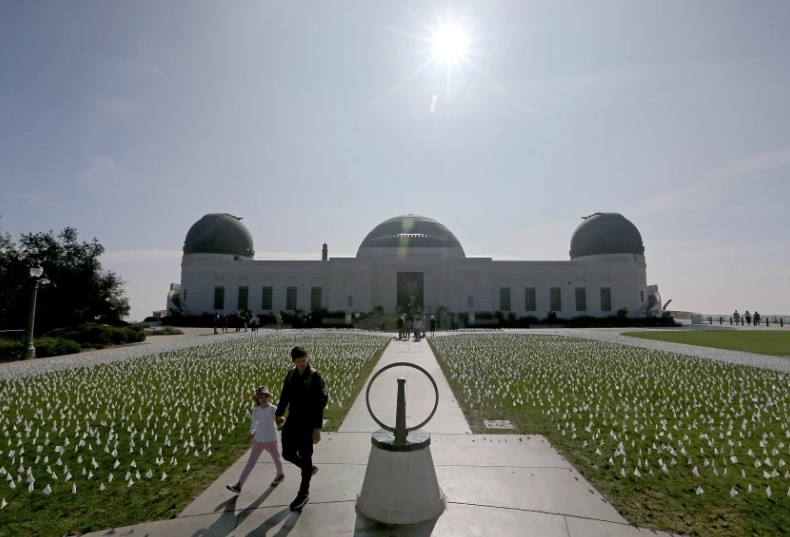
[0,338,24,362]
[147,326,184,336]
[45,323,145,348]
[32,337,82,357]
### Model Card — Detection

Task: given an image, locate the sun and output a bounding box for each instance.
[430,23,469,64]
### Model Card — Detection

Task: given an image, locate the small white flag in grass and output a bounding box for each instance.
[748,484,753,493]
[99,483,105,492]
[145,469,153,480]
[692,466,699,477]
[108,473,113,483]
[130,460,136,468]
[766,486,772,498]
[161,472,167,481]
[135,470,141,481]
[9,481,15,490]
[42,484,51,495]
[113,460,120,469]
[695,486,704,495]
[730,487,738,498]
[71,484,76,494]
[186,463,190,472]
[127,478,134,488]
[65,472,72,482]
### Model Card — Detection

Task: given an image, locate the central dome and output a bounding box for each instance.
[357,214,465,254]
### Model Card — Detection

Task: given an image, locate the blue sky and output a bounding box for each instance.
[2,1,789,321]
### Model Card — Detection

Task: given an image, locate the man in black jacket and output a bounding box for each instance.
[275,346,327,510]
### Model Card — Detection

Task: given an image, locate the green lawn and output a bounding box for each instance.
[430,333,790,537]
[0,332,390,537]
[624,330,790,357]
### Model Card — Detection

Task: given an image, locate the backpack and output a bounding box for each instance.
[288,367,329,409]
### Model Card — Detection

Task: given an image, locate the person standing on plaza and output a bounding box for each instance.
[275,346,328,511]
[744,310,752,326]
[396,315,404,340]
[733,310,740,325]
[226,385,285,494]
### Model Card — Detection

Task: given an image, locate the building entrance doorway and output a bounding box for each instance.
[397,272,424,314]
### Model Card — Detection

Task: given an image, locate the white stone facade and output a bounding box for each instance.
[175,213,656,319]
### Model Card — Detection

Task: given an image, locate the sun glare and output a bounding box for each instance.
[430,23,469,64]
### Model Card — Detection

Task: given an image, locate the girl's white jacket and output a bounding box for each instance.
[249,404,278,443]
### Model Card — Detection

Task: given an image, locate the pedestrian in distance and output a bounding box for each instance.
[226,385,285,494]
[744,310,752,326]
[275,346,328,511]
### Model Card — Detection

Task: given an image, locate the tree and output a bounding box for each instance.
[0,226,130,334]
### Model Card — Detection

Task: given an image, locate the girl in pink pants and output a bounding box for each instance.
[227,385,285,493]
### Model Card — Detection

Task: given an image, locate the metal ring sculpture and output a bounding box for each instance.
[365,361,439,433]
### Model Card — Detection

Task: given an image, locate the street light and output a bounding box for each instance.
[23,266,45,359]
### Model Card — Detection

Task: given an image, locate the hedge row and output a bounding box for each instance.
[0,324,146,362]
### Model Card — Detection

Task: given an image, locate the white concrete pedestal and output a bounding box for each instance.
[356,430,445,524]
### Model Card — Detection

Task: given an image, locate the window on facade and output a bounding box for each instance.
[499,287,511,312]
[524,287,536,311]
[467,295,474,308]
[237,286,249,311]
[347,295,353,307]
[286,287,298,310]
[261,287,273,310]
[213,286,225,310]
[600,287,612,312]
[549,287,561,311]
[311,287,322,311]
[575,287,587,312]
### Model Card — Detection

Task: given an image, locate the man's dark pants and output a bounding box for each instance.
[281,424,314,495]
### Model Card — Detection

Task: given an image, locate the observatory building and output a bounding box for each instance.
[172,213,660,320]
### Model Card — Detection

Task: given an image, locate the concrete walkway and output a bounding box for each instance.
[83,335,677,537]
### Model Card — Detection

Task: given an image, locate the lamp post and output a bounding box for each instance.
[23,266,45,359]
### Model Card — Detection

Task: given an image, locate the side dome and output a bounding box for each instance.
[357,214,465,254]
[183,213,254,257]
[569,213,644,258]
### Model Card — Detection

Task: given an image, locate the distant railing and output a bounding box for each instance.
[668,312,788,327]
